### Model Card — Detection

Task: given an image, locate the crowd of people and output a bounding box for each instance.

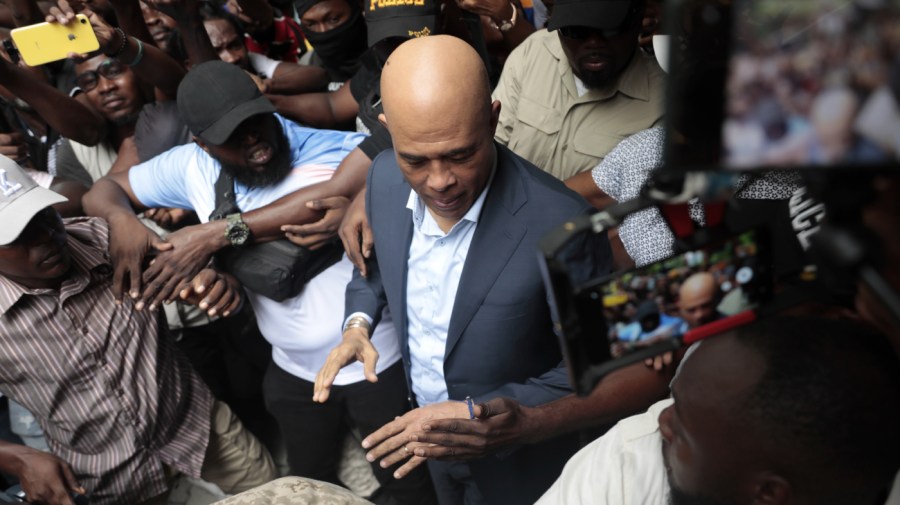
[724,0,900,168]
[0,0,898,504]
[602,230,761,355]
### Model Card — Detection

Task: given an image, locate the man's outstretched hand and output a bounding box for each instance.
[178,268,243,318]
[282,196,349,249]
[107,212,172,303]
[0,443,85,505]
[313,327,378,403]
[138,222,221,311]
[407,397,536,462]
[361,400,472,479]
[339,189,373,277]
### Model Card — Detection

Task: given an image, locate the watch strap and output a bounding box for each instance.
[497,2,517,32]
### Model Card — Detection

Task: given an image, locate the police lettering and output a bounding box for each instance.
[408,27,432,38]
[370,0,425,11]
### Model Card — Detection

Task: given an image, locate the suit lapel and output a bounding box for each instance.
[444,147,526,359]
[384,182,414,351]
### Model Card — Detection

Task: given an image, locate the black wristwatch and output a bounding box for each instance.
[224,212,251,246]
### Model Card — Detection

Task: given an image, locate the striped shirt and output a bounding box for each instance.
[0,217,212,504]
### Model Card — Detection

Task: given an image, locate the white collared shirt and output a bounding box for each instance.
[404,168,493,405]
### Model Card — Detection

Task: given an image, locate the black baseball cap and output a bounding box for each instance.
[176,60,276,145]
[365,0,438,48]
[547,0,636,32]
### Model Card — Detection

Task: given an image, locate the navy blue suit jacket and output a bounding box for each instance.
[345,143,612,503]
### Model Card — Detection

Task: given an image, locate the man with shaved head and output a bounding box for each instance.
[537,316,900,505]
[315,35,612,504]
[677,272,724,330]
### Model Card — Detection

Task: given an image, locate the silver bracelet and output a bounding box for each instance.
[343,316,372,335]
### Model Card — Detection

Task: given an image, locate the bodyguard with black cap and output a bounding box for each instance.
[492,0,666,183]
[84,61,437,504]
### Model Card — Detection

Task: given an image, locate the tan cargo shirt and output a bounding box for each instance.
[493,29,666,181]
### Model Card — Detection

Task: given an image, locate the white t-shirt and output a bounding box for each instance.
[129,115,401,385]
[536,399,672,505]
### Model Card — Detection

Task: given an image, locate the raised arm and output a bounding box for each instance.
[108,0,155,48]
[48,0,187,98]
[5,0,44,26]
[146,0,218,64]
[0,59,107,146]
[266,83,359,130]
[264,62,329,95]
[455,0,535,57]
[82,171,171,302]
[224,0,272,36]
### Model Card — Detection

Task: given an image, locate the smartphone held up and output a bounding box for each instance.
[9,14,99,66]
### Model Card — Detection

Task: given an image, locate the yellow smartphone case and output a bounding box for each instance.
[10,14,100,66]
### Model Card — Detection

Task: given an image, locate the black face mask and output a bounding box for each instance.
[301,10,368,74]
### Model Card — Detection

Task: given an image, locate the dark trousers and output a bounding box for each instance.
[427,460,487,505]
[174,306,278,450]
[263,361,438,505]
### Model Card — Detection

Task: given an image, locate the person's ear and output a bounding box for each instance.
[193,136,209,153]
[378,113,387,129]
[488,100,501,136]
[750,473,791,505]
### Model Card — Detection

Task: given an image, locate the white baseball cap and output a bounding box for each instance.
[0,155,67,246]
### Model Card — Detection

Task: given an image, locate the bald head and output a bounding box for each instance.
[662,316,900,505]
[811,88,858,162]
[678,272,720,328]
[379,36,500,232]
[381,35,492,138]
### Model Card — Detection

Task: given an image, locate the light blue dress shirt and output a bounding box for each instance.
[346,154,496,405]
[403,170,494,406]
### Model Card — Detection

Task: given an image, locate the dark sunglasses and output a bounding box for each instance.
[559,8,641,40]
[75,59,127,92]
[559,24,632,40]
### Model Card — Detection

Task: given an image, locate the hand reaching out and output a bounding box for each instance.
[282,196,349,250]
[360,400,471,479]
[106,212,173,303]
[313,327,379,403]
[339,189,373,277]
[138,222,220,311]
[178,268,242,318]
[407,397,536,463]
[46,0,117,56]
[0,443,86,505]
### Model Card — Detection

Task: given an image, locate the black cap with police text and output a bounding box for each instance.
[177,60,276,145]
[365,0,438,48]
[547,0,636,32]
[0,156,66,246]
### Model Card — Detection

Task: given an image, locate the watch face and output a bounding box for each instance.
[228,226,250,245]
[226,215,250,245]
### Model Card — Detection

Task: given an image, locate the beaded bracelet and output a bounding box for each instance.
[108,27,128,58]
[126,37,144,67]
